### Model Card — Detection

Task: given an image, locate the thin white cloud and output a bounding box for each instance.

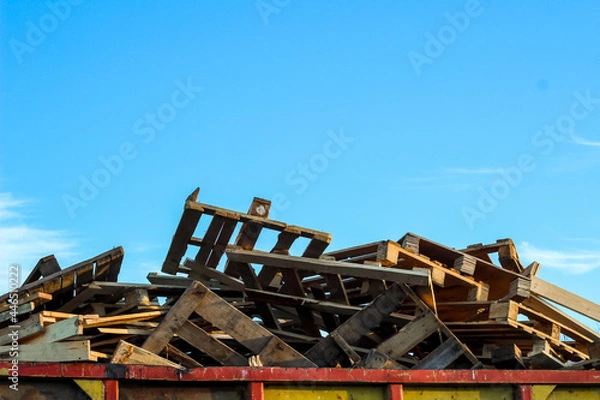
[519,241,600,274]
[399,183,474,192]
[400,167,506,192]
[0,192,77,289]
[570,133,600,147]
[443,167,507,175]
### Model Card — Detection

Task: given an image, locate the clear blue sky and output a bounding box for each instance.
[1,1,600,319]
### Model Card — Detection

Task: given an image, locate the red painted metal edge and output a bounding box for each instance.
[1,363,599,385]
[518,385,533,400]
[248,382,264,400]
[387,384,403,400]
[104,379,119,400]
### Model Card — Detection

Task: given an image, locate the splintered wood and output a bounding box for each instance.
[2,187,599,371]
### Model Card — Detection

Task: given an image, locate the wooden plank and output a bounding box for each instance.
[324,242,381,261]
[142,282,208,354]
[279,268,320,337]
[186,260,246,291]
[223,197,271,277]
[531,277,600,323]
[460,239,524,272]
[393,245,488,295]
[22,254,61,285]
[523,262,541,277]
[83,311,164,328]
[24,316,83,344]
[97,327,153,335]
[194,214,227,265]
[413,337,467,370]
[0,302,36,323]
[196,288,315,367]
[375,310,440,360]
[255,335,316,368]
[497,239,524,273]
[514,302,593,344]
[162,343,203,368]
[206,218,238,268]
[146,272,194,288]
[188,281,315,367]
[226,249,430,286]
[246,288,364,316]
[305,283,409,367]
[330,331,361,364]
[0,314,44,345]
[55,283,107,313]
[186,200,327,238]
[358,349,405,370]
[0,247,124,304]
[377,241,402,266]
[491,344,526,369]
[225,259,281,329]
[256,228,301,289]
[528,344,566,369]
[401,235,420,254]
[271,228,301,254]
[111,340,185,370]
[177,320,247,366]
[144,280,315,367]
[402,284,482,367]
[0,292,52,314]
[162,188,203,274]
[302,234,332,258]
[0,340,95,362]
[453,255,477,276]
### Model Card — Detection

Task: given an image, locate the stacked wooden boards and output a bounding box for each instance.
[2,188,599,371]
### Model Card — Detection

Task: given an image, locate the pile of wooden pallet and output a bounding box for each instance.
[2,188,600,370]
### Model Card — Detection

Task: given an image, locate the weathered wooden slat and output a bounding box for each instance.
[523,295,600,342]
[226,249,430,286]
[375,310,440,360]
[0,314,45,346]
[399,233,522,299]
[24,316,83,344]
[188,281,315,367]
[194,215,227,265]
[142,282,207,354]
[223,197,271,277]
[162,343,203,368]
[256,228,301,289]
[0,340,95,362]
[412,337,466,370]
[206,218,238,268]
[0,248,124,305]
[162,189,203,274]
[22,255,61,285]
[530,277,600,323]
[177,320,247,366]
[227,259,281,329]
[305,284,409,367]
[111,340,185,369]
[186,260,246,292]
[279,268,320,337]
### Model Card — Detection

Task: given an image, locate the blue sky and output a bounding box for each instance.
[1,1,600,316]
